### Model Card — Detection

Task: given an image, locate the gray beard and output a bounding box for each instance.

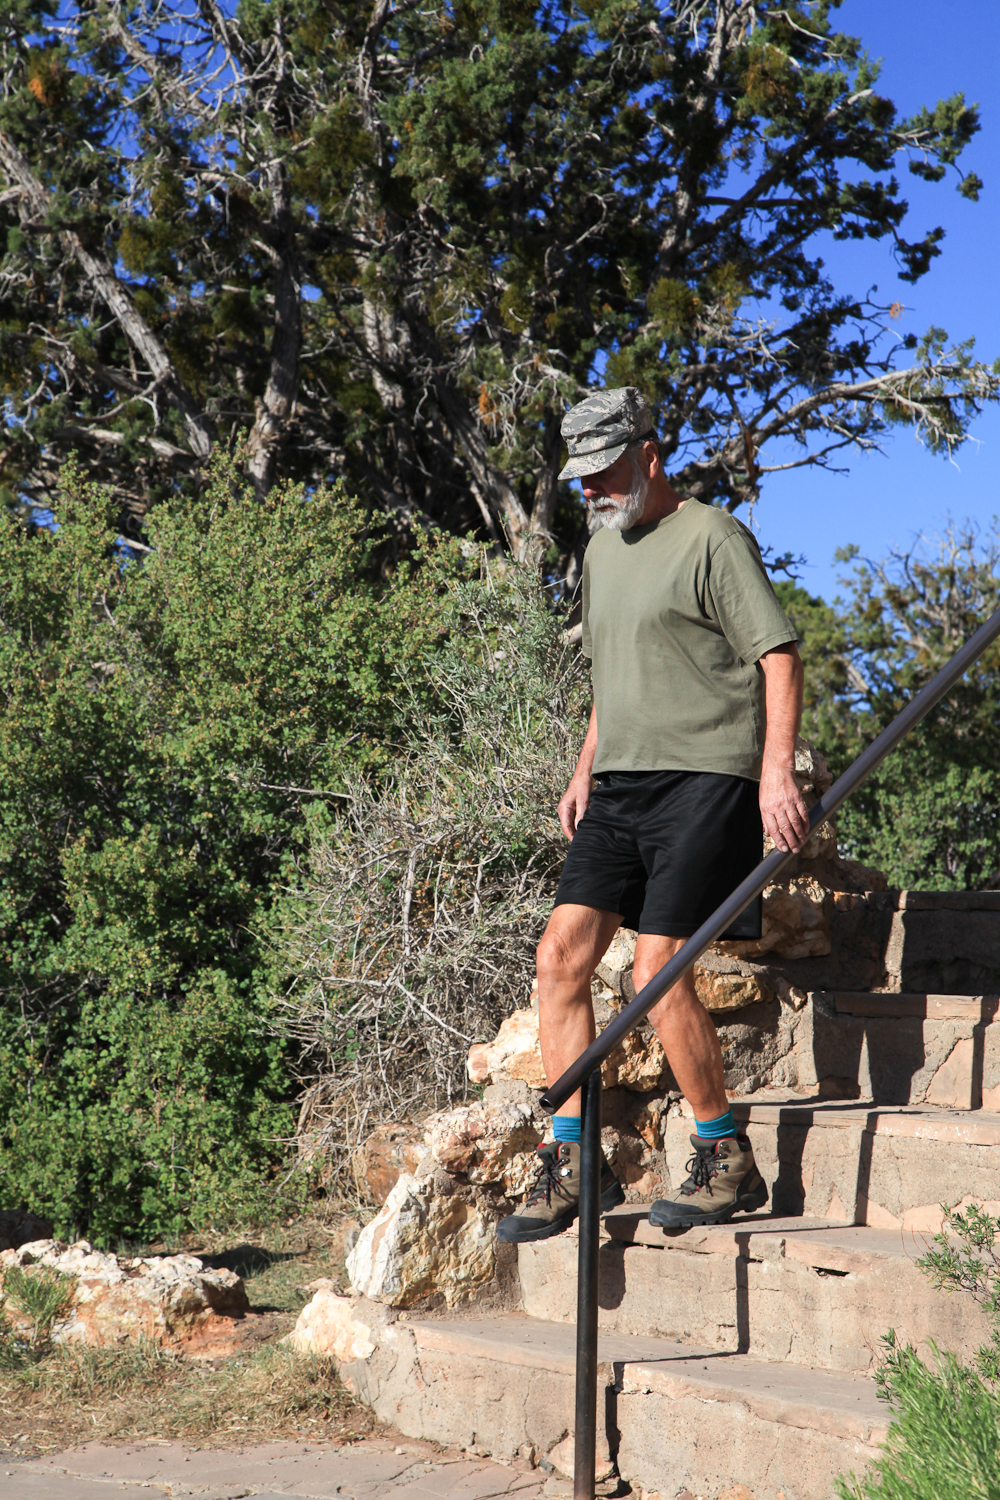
[597,472,649,531]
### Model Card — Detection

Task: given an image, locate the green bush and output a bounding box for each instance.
[837,1204,1000,1499]
[0,453,469,1240]
[777,521,1000,889]
[836,1334,1000,1500]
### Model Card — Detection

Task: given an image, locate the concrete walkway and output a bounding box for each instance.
[2,1438,554,1500]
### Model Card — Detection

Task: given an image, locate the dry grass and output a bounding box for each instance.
[0,1215,377,1460]
[0,1339,376,1452]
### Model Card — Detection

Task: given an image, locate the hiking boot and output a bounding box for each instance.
[496,1141,626,1244]
[648,1134,768,1230]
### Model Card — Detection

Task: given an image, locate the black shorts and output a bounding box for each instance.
[553,769,763,939]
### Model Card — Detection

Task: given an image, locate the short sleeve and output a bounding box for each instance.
[581,551,593,659]
[706,529,798,664]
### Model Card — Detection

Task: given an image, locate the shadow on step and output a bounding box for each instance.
[812,994,1000,1108]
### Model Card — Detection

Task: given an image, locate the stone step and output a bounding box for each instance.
[886,892,1000,994]
[803,991,1000,1108]
[350,1313,886,1500]
[517,1212,991,1374]
[662,1098,1000,1229]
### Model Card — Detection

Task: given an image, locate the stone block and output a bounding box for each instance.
[518,1233,740,1350]
[885,907,1000,993]
[522,1214,993,1375]
[346,1173,495,1308]
[616,1375,882,1500]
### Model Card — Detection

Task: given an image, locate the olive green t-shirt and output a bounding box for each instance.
[581,502,797,780]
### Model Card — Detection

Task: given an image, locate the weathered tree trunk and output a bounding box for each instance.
[246,161,302,499]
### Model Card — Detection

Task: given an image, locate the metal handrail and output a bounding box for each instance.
[541,602,1000,1500]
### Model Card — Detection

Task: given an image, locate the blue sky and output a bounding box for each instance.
[749,0,1000,603]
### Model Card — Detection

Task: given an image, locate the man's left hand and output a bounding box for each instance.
[759,760,810,853]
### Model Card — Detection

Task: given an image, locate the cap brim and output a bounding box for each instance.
[558,438,629,482]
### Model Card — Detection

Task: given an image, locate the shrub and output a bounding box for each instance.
[778,521,1000,889]
[837,1204,1000,1499]
[0,453,470,1240]
[268,555,589,1184]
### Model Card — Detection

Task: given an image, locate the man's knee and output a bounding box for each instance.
[537,924,593,988]
[637,966,699,1017]
[631,939,688,998]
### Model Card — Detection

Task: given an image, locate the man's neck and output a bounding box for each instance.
[636,476,686,527]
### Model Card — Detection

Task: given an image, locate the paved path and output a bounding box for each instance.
[1,1438,557,1500]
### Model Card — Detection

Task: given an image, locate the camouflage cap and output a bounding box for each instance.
[558,387,654,481]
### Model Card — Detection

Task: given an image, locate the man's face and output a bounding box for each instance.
[579,444,651,530]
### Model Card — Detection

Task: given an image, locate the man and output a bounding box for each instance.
[498,387,808,1245]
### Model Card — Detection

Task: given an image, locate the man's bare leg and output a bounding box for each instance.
[536,902,622,1117]
[634,934,768,1226]
[496,903,624,1243]
[632,934,728,1120]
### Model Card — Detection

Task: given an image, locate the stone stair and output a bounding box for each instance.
[337,981,1000,1500]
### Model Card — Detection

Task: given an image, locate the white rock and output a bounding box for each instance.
[467,1009,546,1087]
[424,1100,539,1189]
[284,1282,377,1361]
[347,1173,495,1309]
[0,1238,248,1349]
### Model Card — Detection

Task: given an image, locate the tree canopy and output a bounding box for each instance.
[2,0,996,574]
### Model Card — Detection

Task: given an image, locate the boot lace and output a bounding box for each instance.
[525,1148,575,1209]
[679,1142,726,1199]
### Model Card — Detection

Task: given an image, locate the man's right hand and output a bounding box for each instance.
[558,773,592,839]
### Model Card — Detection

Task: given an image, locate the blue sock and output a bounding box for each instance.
[694,1109,737,1141]
[552,1114,582,1144]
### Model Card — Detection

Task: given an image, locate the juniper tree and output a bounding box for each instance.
[778,521,1000,889]
[1,0,996,573]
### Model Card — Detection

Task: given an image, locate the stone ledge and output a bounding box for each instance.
[620,1357,887,1445]
[728,1096,1000,1142]
[830,991,1000,1020]
[898,890,1000,911]
[409,1313,693,1377]
[602,1211,912,1271]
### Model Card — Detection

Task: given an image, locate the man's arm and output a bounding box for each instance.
[558,702,598,839]
[758,641,809,853]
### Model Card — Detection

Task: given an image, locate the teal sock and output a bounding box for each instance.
[552,1114,582,1144]
[694,1109,736,1141]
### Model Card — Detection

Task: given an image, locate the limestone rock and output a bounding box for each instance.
[601,1026,669,1092]
[694,968,773,1012]
[0,1209,53,1251]
[467,1009,546,1088]
[284,1281,377,1361]
[589,927,775,1013]
[0,1239,249,1354]
[760,741,836,862]
[468,1002,671,1097]
[723,876,831,961]
[425,1100,539,1193]
[353,1123,426,1204]
[595,928,638,1001]
[346,1173,495,1308]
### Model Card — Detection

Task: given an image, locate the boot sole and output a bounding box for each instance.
[497,1179,627,1244]
[648,1178,769,1232]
